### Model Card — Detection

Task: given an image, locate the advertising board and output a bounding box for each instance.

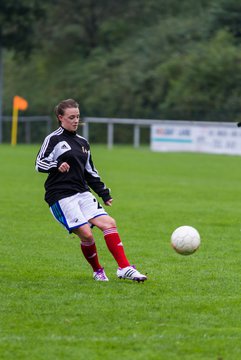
[151,122,241,155]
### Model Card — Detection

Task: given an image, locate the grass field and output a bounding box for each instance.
[1,144,241,360]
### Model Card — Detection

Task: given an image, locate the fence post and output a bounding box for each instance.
[47,117,52,134]
[107,122,114,149]
[82,122,89,140]
[134,124,140,148]
[25,121,31,143]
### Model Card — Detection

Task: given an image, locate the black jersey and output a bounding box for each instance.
[35,127,111,206]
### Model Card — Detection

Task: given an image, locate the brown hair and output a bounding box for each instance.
[54,99,79,124]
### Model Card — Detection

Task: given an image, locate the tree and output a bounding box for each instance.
[0,0,45,142]
[208,0,241,38]
[157,31,241,121]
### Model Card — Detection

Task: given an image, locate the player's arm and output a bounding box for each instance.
[35,137,59,173]
[84,150,112,204]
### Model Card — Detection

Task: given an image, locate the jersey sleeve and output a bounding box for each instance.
[84,150,112,203]
[35,135,59,173]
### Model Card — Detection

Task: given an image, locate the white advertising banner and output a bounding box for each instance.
[151,122,241,155]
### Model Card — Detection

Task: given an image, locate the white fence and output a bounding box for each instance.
[2,115,239,155]
[83,117,239,155]
[2,115,52,143]
[83,117,168,148]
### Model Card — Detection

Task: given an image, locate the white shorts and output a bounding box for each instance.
[50,192,108,232]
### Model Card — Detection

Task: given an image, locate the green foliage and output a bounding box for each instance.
[208,0,241,39]
[1,145,241,359]
[157,31,241,120]
[3,0,241,132]
[0,0,45,55]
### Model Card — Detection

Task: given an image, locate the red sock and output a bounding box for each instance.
[103,227,130,268]
[81,241,102,272]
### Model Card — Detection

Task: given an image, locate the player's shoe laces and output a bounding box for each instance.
[117,265,147,282]
[93,268,109,281]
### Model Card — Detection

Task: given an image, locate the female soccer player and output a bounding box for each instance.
[35,99,147,282]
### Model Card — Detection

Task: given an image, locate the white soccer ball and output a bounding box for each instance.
[171,225,201,255]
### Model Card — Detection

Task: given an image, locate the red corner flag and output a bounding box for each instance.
[11,96,28,145]
[13,96,28,111]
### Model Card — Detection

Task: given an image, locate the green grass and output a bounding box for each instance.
[1,144,241,360]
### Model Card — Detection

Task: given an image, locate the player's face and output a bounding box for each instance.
[59,107,80,132]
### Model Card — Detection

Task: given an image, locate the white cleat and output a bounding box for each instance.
[93,268,109,281]
[117,265,147,282]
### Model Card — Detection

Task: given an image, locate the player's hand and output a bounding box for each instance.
[58,162,70,173]
[105,199,113,206]
[237,122,241,127]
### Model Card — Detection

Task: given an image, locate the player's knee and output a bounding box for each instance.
[80,232,94,244]
[103,216,116,229]
[110,217,116,227]
[90,215,116,230]
[74,226,93,243]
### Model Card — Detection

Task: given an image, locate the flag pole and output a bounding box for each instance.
[11,95,28,145]
[11,106,19,145]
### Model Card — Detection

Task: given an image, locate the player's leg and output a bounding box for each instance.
[76,192,129,267]
[79,191,147,282]
[90,215,130,268]
[50,194,108,281]
[73,225,108,281]
[90,215,147,282]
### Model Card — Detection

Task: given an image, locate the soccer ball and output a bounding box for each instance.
[171,225,201,255]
